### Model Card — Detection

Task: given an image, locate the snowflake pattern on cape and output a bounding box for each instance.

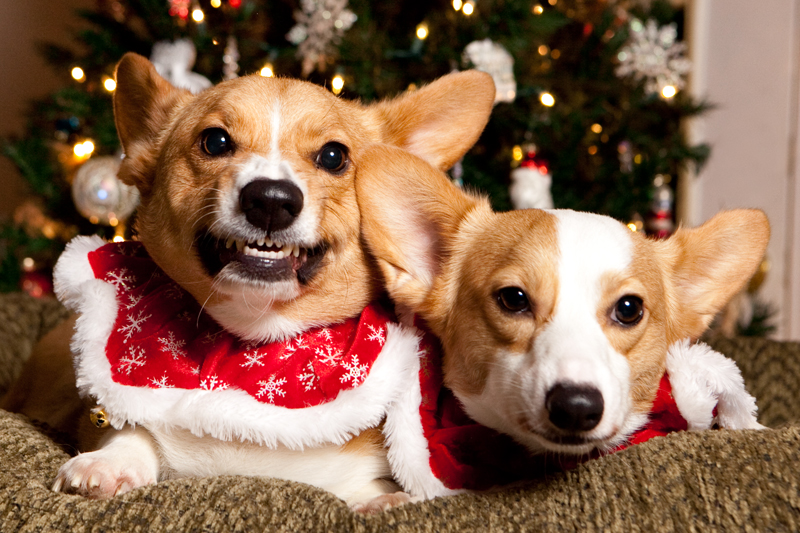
[340,354,369,386]
[256,375,287,403]
[86,240,396,409]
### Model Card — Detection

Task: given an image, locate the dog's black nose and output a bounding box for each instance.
[545,384,604,432]
[240,179,304,233]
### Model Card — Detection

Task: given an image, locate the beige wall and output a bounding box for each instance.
[687,0,800,339]
[0,0,93,219]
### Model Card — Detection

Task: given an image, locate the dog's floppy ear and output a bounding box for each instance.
[368,70,495,172]
[661,209,770,340]
[113,52,190,194]
[356,144,485,313]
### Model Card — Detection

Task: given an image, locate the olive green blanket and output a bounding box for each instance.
[1,293,798,532]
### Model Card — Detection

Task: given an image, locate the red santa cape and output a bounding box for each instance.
[53,236,423,450]
[385,329,691,497]
[54,236,759,500]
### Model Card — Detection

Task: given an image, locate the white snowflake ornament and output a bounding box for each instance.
[287,0,357,76]
[615,18,691,97]
[150,39,212,94]
[463,39,517,104]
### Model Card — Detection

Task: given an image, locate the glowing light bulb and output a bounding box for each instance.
[260,64,275,77]
[533,4,544,15]
[113,235,126,243]
[416,23,429,40]
[661,85,677,99]
[538,45,549,56]
[512,145,523,161]
[331,75,345,95]
[74,140,95,158]
[591,123,603,134]
[540,92,555,107]
[627,222,638,232]
[103,77,117,92]
[71,67,85,81]
[210,0,221,7]
[453,0,463,10]
[462,1,474,15]
[192,8,204,22]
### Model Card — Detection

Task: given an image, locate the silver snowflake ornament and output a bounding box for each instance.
[287,0,357,75]
[615,18,691,97]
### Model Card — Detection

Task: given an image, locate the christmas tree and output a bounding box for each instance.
[0,0,707,296]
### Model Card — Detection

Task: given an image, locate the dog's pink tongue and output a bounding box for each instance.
[291,249,307,271]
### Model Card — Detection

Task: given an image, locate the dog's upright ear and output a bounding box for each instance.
[356,144,486,315]
[369,70,495,172]
[114,52,190,195]
[660,209,770,341]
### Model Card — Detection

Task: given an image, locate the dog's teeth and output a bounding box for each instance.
[226,238,234,249]
[257,238,265,246]
[275,250,286,259]
[274,241,283,249]
[265,238,273,247]
[293,246,301,258]
[236,240,245,251]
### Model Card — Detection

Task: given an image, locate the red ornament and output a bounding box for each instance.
[21,271,53,298]
[168,0,190,19]
[520,145,549,176]
[229,0,242,7]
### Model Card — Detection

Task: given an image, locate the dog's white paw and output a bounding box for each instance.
[350,491,417,514]
[52,450,157,499]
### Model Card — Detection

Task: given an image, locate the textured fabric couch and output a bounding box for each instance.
[1,292,798,532]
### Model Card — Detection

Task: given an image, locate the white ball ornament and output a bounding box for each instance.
[71,155,139,225]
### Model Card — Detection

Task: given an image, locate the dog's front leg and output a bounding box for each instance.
[52,424,160,499]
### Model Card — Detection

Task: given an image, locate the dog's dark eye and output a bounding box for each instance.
[497,287,531,314]
[613,295,644,326]
[316,142,348,173]
[201,128,233,156]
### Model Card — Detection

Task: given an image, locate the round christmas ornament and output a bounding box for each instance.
[463,39,516,104]
[510,145,553,210]
[71,155,139,226]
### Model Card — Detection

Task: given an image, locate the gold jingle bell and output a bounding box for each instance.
[90,407,110,429]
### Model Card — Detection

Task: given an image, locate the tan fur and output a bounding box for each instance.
[356,143,770,455]
[6,54,496,508]
[113,54,495,334]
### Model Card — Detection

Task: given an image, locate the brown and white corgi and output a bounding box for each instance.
[356,144,768,464]
[3,54,495,512]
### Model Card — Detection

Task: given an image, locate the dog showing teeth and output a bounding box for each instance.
[1,54,497,511]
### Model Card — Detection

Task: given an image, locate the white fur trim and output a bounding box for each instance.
[54,238,424,450]
[666,339,763,430]
[53,235,107,310]
[382,329,461,500]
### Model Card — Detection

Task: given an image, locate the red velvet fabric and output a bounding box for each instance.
[417,327,688,491]
[88,241,393,407]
